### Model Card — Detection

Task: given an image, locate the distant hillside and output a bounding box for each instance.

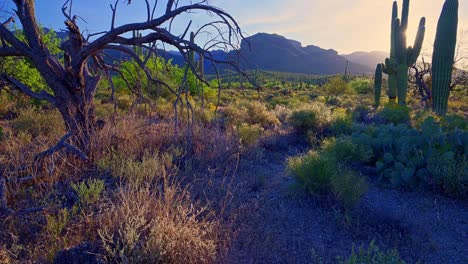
[342,51,388,71]
[45,28,376,75]
[236,33,373,75]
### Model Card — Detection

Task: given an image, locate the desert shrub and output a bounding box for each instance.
[236,123,264,146]
[288,151,337,196]
[341,240,406,264]
[272,104,292,124]
[349,78,372,94]
[331,171,368,209]
[95,103,116,120]
[222,101,279,129]
[440,114,467,131]
[321,137,373,164]
[117,94,133,110]
[352,105,372,123]
[324,95,340,106]
[378,104,411,124]
[323,76,351,96]
[289,109,318,133]
[244,101,280,128]
[71,179,105,206]
[98,152,172,187]
[46,208,71,239]
[98,186,217,264]
[427,154,467,198]
[289,102,331,133]
[10,107,64,137]
[288,147,369,209]
[330,108,354,135]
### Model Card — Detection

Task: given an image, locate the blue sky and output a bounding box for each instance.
[1,0,467,65]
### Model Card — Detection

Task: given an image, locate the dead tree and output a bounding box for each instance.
[0,0,246,157]
[409,58,432,108]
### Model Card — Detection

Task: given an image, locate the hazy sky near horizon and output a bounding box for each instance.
[1,0,467,64]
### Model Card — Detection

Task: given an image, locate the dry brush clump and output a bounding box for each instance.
[98,186,218,264]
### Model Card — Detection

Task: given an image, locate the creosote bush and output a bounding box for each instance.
[71,179,105,207]
[236,123,264,146]
[349,78,372,94]
[289,102,331,134]
[324,76,351,96]
[222,100,279,129]
[288,136,369,210]
[378,104,411,124]
[330,108,354,135]
[288,151,336,196]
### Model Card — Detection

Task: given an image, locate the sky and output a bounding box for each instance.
[1,0,467,66]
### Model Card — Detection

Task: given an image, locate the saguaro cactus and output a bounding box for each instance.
[344,60,350,82]
[132,30,143,57]
[198,54,205,80]
[432,0,458,116]
[189,32,196,67]
[374,64,383,107]
[382,0,426,105]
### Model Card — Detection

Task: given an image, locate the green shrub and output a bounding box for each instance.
[427,154,467,198]
[236,123,264,146]
[289,109,318,133]
[324,76,351,96]
[330,108,354,135]
[341,240,406,264]
[11,107,64,137]
[117,94,133,110]
[321,137,373,164]
[378,104,411,124]
[71,179,105,206]
[349,78,372,94]
[245,101,280,128]
[331,171,368,210]
[222,101,279,128]
[288,151,336,196]
[46,208,71,238]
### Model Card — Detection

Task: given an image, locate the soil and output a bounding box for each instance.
[225,132,468,264]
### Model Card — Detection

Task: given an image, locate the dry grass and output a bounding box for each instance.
[98,186,218,264]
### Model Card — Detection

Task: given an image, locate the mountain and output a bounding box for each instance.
[342,51,388,71]
[235,33,373,75]
[45,28,376,75]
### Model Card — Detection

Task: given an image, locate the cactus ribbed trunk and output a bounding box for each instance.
[374,64,383,107]
[432,0,458,116]
[387,1,399,102]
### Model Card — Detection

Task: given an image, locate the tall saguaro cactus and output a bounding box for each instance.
[432,0,458,116]
[344,60,350,82]
[382,2,399,102]
[381,0,426,105]
[374,64,383,107]
[189,32,205,79]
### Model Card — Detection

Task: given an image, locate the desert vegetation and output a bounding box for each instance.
[0,0,466,263]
